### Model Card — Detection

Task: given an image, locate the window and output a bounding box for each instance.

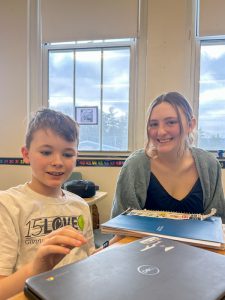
[198,40,225,150]
[43,39,135,152]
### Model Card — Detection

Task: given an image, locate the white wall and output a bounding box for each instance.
[0,0,27,157]
[0,0,225,224]
[146,0,194,103]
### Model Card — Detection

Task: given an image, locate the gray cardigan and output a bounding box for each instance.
[111,148,225,222]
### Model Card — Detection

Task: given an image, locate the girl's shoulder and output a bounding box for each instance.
[123,149,150,168]
[126,148,149,161]
[191,147,220,166]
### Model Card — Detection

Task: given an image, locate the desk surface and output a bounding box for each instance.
[9,233,225,300]
[84,190,107,206]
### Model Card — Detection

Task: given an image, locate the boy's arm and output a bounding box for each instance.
[0,226,88,300]
[0,265,32,300]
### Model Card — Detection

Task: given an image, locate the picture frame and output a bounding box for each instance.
[75,106,98,125]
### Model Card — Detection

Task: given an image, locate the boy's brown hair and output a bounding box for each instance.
[25,108,79,149]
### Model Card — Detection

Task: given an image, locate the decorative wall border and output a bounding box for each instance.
[1,157,225,168]
[76,159,125,167]
[0,158,26,165]
[0,157,126,167]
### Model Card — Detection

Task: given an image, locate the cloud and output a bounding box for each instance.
[201,45,225,59]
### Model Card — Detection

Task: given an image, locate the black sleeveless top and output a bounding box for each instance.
[145,173,204,214]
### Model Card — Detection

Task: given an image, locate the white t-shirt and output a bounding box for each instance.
[0,183,95,276]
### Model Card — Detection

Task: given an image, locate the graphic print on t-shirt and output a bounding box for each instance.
[24,215,84,245]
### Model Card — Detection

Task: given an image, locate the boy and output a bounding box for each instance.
[0,108,95,299]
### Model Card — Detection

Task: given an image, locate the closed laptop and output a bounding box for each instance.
[24,236,225,300]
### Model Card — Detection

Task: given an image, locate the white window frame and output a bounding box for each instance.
[28,0,148,157]
[42,39,137,155]
[195,36,225,151]
[193,0,225,151]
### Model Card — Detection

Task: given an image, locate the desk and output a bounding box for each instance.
[8,292,28,300]
[84,191,107,207]
[84,191,107,227]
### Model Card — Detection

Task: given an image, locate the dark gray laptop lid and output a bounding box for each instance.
[24,237,225,300]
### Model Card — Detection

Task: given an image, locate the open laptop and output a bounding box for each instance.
[24,236,225,300]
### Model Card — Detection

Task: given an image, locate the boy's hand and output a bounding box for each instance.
[29,226,87,275]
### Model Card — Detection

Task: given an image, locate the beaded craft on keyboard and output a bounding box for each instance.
[125,208,217,220]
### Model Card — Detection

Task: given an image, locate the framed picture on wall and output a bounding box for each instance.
[75,106,98,125]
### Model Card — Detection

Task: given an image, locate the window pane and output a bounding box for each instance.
[102,48,130,151]
[49,51,74,118]
[75,50,101,151]
[198,43,225,150]
[46,40,132,152]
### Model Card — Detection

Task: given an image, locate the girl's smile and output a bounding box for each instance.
[148,102,193,156]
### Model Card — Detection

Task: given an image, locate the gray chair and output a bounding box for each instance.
[93,228,114,248]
